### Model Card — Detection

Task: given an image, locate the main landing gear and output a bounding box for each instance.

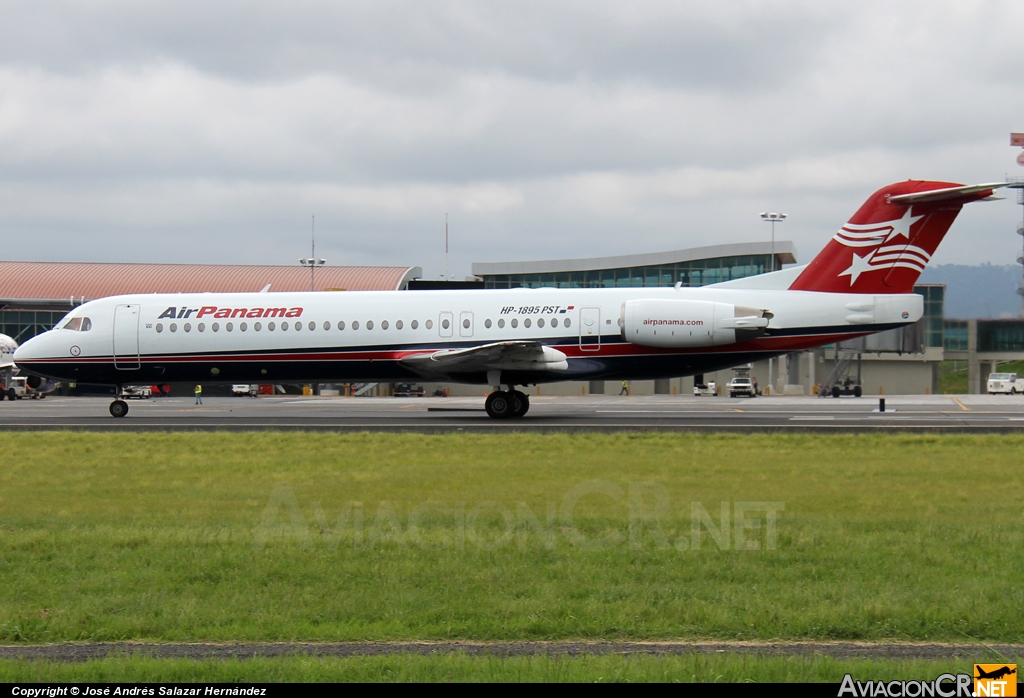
[110,386,129,418]
[485,388,530,419]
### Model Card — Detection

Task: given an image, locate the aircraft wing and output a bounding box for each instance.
[399,341,569,377]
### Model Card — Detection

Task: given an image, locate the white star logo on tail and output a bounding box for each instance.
[839,252,874,284]
[831,209,932,285]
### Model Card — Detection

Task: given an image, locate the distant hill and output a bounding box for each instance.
[918,264,1022,319]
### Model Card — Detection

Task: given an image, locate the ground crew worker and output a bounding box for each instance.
[620,380,629,395]
[194,384,203,405]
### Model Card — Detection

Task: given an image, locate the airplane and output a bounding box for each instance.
[1,332,18,400]
[13,179,1008,419]
[975,666,1016,681]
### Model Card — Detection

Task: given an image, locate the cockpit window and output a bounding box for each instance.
[62,317,92,331]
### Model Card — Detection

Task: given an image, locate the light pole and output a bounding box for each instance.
[299,214,326,291]
[759,212,787,272]
[760,211,786,394]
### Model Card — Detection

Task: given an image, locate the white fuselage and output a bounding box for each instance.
[14,286,921,387]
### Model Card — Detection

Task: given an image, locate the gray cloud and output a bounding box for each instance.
[0,0,1023,277]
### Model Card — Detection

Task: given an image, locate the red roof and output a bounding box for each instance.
[0,261,422,302]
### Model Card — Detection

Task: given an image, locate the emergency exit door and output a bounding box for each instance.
[579,307,601,351]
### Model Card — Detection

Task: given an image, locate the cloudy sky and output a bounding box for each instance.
[2,0,1023,278]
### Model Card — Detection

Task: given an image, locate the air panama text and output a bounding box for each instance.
[643,318,705,326]
[157,306,304,320]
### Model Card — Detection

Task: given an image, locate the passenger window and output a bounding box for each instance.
[170,323,178,333]
[184,323,192,333]
[462,319,470,329]
[254,322,261,331]
[511,318,518,328]
[198,323,205,332]
[564,318,571,328]
[352,321,359,330]
[227,322,233,332]
[296,321,302,331]
[442,319,450,330]
[310,321,317,331]
[323,321,331,331]
[396,320,403,330]
[551,318,558,328]
[156,323,164,333]
[497,319,505,328]
[338,321,345,330]
[268,322,276,331]
[524,318,531,328]
[537,318,545,328]
[281,322,288,331]
[382,320,389,330]
[367,321,374,330]
[484,319,491,328]
[212,323,219,332]
[411,320,419,330]
[425,320,433,330]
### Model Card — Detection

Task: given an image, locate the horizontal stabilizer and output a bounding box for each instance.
[888,182,1008,204]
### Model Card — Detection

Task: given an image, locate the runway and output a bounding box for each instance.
[2,393,1024,431]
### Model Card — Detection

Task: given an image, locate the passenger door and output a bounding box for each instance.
[113,304,141,369]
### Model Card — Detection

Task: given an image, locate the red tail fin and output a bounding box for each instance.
[789,180,999,294]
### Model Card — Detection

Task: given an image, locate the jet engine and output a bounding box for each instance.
[621,299,771,348]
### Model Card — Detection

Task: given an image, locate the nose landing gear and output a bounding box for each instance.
[485,387,530,419]
[110,385,129,418]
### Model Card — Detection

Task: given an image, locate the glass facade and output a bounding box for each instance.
[943,319,969,351]
[977,320,1024,352]
[0,309,69,343]
[917,285,944,349]
[481,254,775,289]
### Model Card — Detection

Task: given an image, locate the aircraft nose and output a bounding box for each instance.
[13,336,42,364]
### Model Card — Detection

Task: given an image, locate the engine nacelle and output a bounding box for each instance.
[621,299,771,348]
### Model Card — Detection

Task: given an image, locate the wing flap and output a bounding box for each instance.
[400,341,569,375]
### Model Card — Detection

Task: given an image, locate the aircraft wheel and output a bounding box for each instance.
[8,388,17,401]
[853,386,862,398]
[832,386,841,398]
[485,391,513,419]
[109,400,129,418]
[511,391,530,418]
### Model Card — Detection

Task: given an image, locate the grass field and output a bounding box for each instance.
[0,654,996,683]
[0,432,1021,647]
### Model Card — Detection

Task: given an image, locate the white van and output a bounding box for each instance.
[987,372,1024,395]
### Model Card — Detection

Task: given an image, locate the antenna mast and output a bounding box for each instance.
[445,212,449,281]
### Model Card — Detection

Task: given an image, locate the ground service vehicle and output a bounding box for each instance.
[7,376,45,400]
[693,381,717,396]
[393,383,426,397]
[14,180,1008,419]
[831,376,863,398]
[728,377,756,398]
[121,385,151,399]
[231,384,258,397]
[987,372,1024,394]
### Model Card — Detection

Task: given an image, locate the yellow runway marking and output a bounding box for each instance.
[729,408,744,412]
[951,397,969,411]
